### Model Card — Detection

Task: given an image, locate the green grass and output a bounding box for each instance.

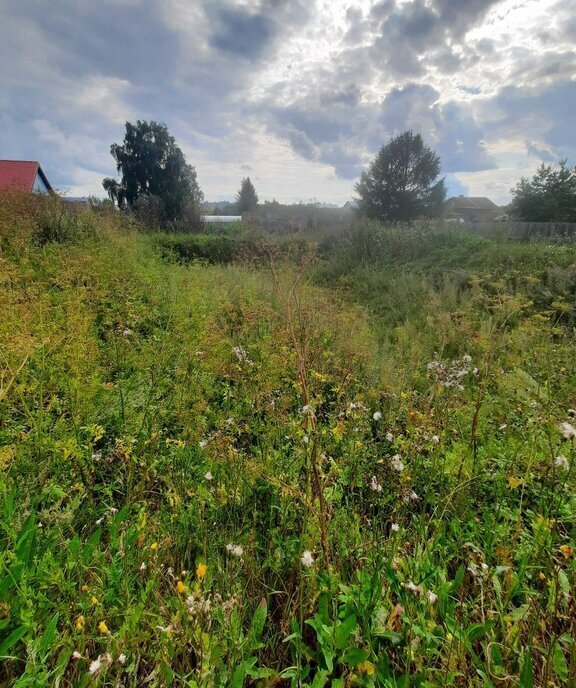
[0,195,575,687]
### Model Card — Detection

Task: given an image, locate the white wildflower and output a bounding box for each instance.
[370,475,383,493]
[95,517,104,526]
[139,562,147,571]
[232,346,253,365]
[303,435,309,444]
[226,543,244,558]
[199,440,208,448]
[406,581,423,595]
[386,431,394,442]
[373,411,382,421]
[204,471,213,481]
[89,656,102,675]
[462,354,472,363]
[431,435,440,444]
[118,653,126,665]
[92,452,102,462]
[72,651,82,660]
[301,550,315,567]
[427,590,438,603]
[391,454,405,472]
[560,422,576,440]
[403,490,419,503]
[554,454,570,470]
[391,523,400,532]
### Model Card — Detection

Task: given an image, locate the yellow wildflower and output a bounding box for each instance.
[507,476,523,490]
[150,542,158,551]
[358,660,376,676]
[196,563,207,580]
[75,615,85,631]
[176,580,187,594]
[81,584,89,593]
[559,544,574,559]
[91,596,99,606]
[98,620,109,635]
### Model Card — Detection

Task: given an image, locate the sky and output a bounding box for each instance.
[1,0,575,205]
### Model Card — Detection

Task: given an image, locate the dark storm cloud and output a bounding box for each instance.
[271,81,495,177]
[210,7,276,60]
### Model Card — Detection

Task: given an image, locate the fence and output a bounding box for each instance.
[468,220,576,242]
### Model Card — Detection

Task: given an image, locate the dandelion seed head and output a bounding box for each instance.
[301,550,315,567]
[560,422,576,440]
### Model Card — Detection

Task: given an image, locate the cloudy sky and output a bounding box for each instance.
[1,0,575,204]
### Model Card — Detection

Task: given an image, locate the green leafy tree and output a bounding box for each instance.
[103,120,203,225]
[235,177,259,214]
[355,131,446,222]
[510,160,576,222]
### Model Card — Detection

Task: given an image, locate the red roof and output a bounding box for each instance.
[0,160,52,192]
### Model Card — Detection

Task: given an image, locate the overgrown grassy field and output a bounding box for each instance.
[0,194,575,687]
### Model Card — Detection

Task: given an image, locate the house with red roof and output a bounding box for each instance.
[0,160,53,193]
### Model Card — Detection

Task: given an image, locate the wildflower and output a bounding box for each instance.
[95,517,104,526]
[139,562,147,571]
[559,544,574,559]
[226,543,244,558]
[427,590,438,603]
[199,440,208,448]
[81,585,89,593]
[303,435,309,444]
[386,432,394,442]
[75,615,85,631]
[98,621,109,635]
[431,435,440,444]
[91,596,99,606]
[196,562,207,580]
[149,542,158,552]
[406,581,423,595]
[358,660,376,676]
[391,523,400,532]
[72,651,82,660]
[89,656,102,675]
[118,653,126,665]
[204,471,213,481]
[373,411,382,421]
[462,354,472,363]
[232,346,253,365]
[403,490,419,503]
[554,455,570,470]
[176,580,188,595]
[302,404,314,416]
[301,550,315,567]
[370,475,383,493]
[391,454,405,472]
[560,422,576,440]
[92,452,102,462]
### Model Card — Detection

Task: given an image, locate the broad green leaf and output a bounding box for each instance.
[334,614,357,650]
[551,641,568,682]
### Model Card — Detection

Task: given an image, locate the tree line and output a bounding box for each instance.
[102,120,576,228]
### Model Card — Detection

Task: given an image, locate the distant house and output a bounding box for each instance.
[445,196,499,223]
[0,160,53,193]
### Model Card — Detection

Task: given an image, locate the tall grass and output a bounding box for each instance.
[0,195,575,686]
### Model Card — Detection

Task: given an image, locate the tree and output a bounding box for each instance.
[510,160,576,222]
[103,120,203,225]
[355,131,446,222]
[235,177,258,214]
